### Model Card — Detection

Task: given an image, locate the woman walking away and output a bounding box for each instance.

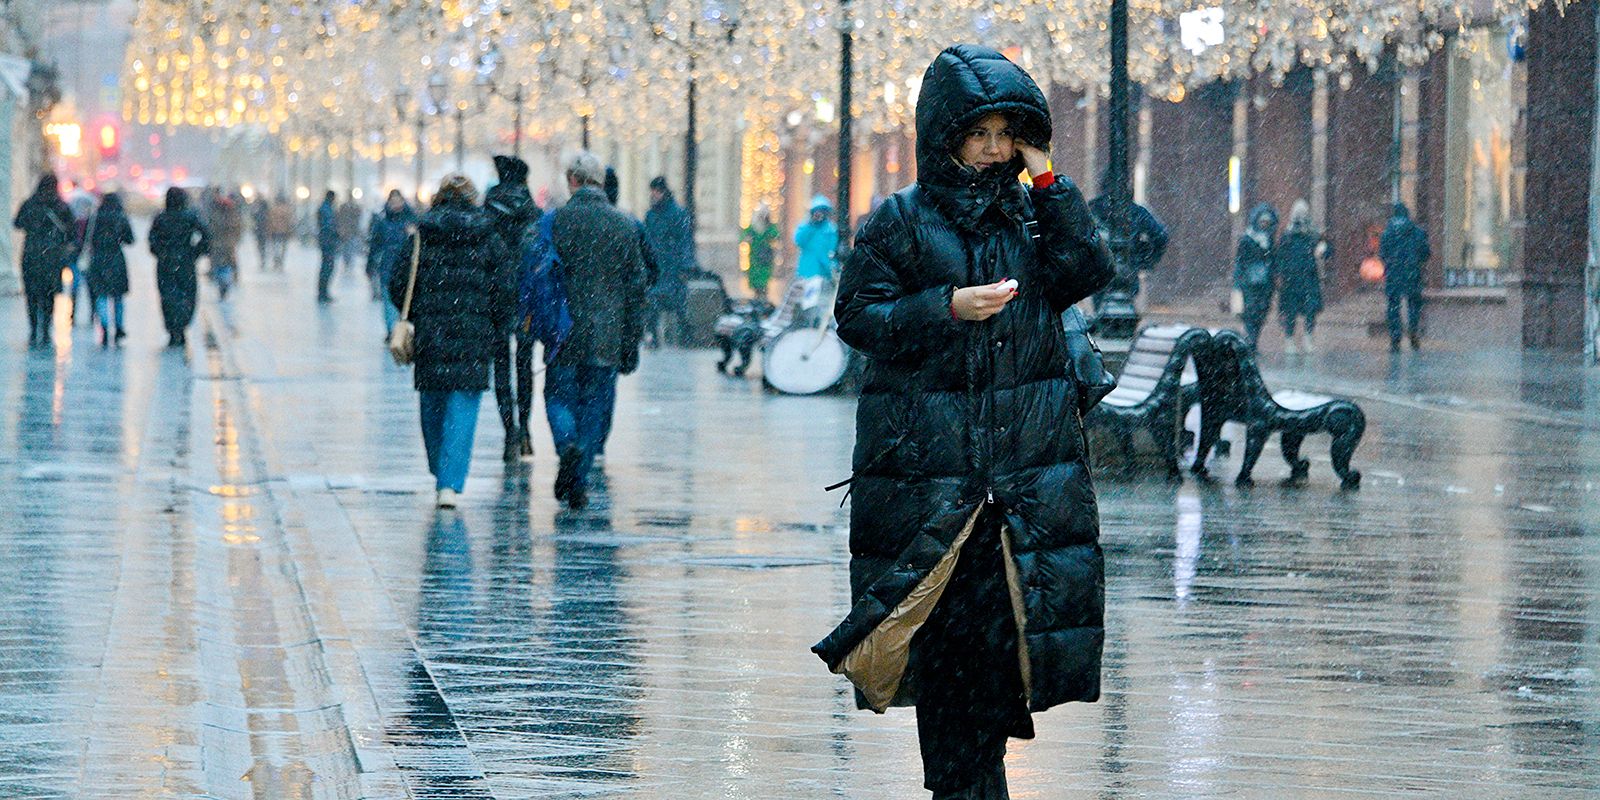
[148,187,211,348]
[740,203,779,299]
[1234,202,1279,351]
[1276,199,1331,354]
[368,189,418,336]
[13,175,77,348]
[86,192,135,347]
[388,175,513,510]
[812,44,1114,800]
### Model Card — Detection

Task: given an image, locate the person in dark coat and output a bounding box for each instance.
[483,154,543,463]
[368,189,418,334]
[541,151,650,510]
[642,176,694,347]
[387,175,514,509]
[1234,203,1279,351]
[316,191,339,303]
[85,192,135,347]
[811,45,1113,799]
[1088,169,1168,310]
[335,194,364,274]
[12,174,77,347]
[148,187,210,347]
[1379,202,1431,352]
[1275,199,1331,354]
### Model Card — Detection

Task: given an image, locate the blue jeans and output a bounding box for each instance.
[381,296,400,336]
[419,391,482,492]
[543,364,617,489]
[96,296,124,335]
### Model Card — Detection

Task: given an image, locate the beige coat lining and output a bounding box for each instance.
[834,508,982,712]
[835,508,1035,713]
[998,525,1034,705]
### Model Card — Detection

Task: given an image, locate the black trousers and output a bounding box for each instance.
[1386,291,1423,343]
[492,332,536,438]
[156,267,196,337]
[910,507,1031,798]
[317,246,337,300]
[24,289,53,342]
[1239,289,1273,350]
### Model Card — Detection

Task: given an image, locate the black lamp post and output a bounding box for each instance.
[1093,0,1142,344]
[650,6,739,236]
[836,0,854,258]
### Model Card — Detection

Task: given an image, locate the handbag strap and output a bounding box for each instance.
[399,234,420,321]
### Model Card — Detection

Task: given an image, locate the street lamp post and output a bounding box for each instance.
[836,0,854,256]
[1094,0,1142,346]
[455,102,467,171]
[685,22,699,225]
[512,83,525,158]
[649,9,738,237]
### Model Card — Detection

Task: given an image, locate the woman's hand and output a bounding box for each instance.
[1017,142,1051,181]
[951,281,1019,321]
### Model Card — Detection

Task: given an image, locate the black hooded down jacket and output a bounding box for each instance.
[484,155,540,253]
[812,45,1114,713]
[388,202,514,392]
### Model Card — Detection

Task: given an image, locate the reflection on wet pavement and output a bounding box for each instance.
[0,245,1596,798]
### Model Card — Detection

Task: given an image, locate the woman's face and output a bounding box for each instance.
[955,113,1016,170]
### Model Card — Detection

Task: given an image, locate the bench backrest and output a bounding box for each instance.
[1101,324,1209,408]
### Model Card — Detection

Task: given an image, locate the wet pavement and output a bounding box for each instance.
[0,238,1597,799]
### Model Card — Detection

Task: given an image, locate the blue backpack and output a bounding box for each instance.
[517,212,573,362]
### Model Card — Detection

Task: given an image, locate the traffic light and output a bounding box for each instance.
[97,123,120,161]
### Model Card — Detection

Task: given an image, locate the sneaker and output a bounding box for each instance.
[554,447,581,503]
[436,488,458,509]
[1283,338,1299,355]
[1409,333,1421,351]
[1301,332,1316,353]
[115,327,126,341]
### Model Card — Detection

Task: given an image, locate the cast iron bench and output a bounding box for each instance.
[1085,323,1213,477]
[1189,330,1365,490]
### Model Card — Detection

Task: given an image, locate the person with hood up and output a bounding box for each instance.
[85,192,135,347]
[643,176,694,346]
[483,155,543,462]
[316,191,339,303]
[1275,199,1332,353]
[1234,203,1280,351]
[1379,202,1431,352]
[148,187,211,347]
[793,195,840,282]
[811,45,1113,799]
[368,189,419,333]
[12,175,77,347]
[387,175,514,509]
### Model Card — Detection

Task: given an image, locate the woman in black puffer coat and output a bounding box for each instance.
[148,187,210,347]
[86,192,136,347]
[388,175,513,509]
[812,44,1113,799]
[12,174,77,347]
